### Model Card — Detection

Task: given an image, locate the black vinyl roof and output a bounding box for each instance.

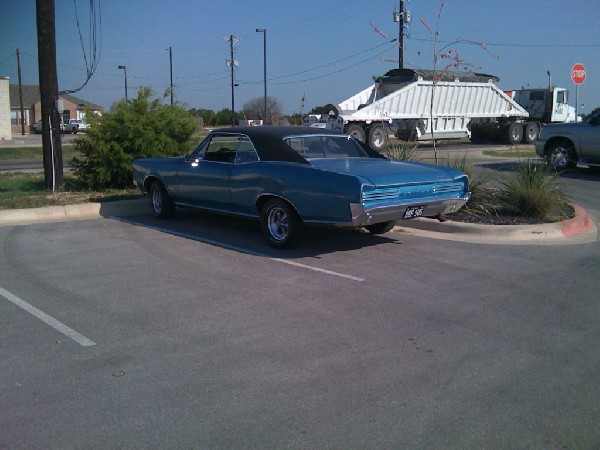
[211,126,384,162]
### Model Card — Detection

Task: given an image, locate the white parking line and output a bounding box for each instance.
[113,217,365,282]
[270,258,365,281]
[0,286,97,347]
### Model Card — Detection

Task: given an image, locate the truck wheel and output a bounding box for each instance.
[470,125,484,144]
[505,122,523,145]
[367,124,388,152]
[323,104,339,118]
[546,140,576,171]
[345,124,366,143]
[523,122,539,144]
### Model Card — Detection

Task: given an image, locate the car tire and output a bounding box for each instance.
[367,124,388,152]
[260,198,304,249]
[546,140,576,171]
[365,221,396,234]
[345,124,366,143]
[150,181,175,219]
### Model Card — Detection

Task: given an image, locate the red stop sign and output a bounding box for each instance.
[571,63,586,84]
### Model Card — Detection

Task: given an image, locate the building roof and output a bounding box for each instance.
[8,84,103,111]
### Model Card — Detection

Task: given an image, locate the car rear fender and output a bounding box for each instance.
[256,194,301,220]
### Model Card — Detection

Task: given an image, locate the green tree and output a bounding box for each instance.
[214,108,238,126]
[72,87,199,190]
[189,108,216,127]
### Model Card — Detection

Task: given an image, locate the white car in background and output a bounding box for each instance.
[64,119,90,134]
[33,120,65,133]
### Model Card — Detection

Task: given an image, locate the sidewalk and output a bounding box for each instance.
[0,133,78,148]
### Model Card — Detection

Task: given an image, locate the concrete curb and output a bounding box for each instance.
[0,198,148,226]
[394,203,597,243]
[0,199,596,244]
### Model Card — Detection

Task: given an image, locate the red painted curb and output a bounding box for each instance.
[560,204,592,237]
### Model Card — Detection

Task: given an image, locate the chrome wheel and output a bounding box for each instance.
[260,199,304,248]
[149,181,175,219]
[267,205,289,242]
[368,125,388,151]
[345,124,366,143]
[547,142,575,170]
[152,186,163,215]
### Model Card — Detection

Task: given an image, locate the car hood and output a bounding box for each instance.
[308,158,462,185]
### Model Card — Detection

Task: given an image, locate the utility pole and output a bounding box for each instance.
[168,46,173,106]
[118,65,128,100]
[256,29,267,124]
[393,0,409,69]
[16,49,26,136]
[226,35,239,126]
[36,0,63,190]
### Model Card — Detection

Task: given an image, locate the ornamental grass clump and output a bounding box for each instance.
[441,154,485,203]
[498,161,570,221]
[382,141,417,161]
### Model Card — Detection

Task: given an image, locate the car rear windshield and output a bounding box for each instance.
[284,135,369,159]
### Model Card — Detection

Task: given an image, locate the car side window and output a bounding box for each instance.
[203,135,238,163]
[235,136,259,164]
[190,136,210,160]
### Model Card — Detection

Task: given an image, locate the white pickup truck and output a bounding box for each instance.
[64,119,90,134]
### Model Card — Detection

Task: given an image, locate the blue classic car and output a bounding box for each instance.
[133,126,470,248]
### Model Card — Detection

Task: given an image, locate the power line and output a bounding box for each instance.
[60,0,102,95]
[0,51,15,68]
[406,36,600,48]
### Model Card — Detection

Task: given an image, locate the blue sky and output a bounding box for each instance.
[1,0,599,116]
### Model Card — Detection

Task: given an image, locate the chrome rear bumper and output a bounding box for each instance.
[350,194,471,227]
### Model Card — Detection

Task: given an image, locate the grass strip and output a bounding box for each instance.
[0,172,140,210]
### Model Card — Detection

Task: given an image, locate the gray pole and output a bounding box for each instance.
[118,65,128,101]
[169,46,173,106]
[230,35,235,126]
[256,29,267,124]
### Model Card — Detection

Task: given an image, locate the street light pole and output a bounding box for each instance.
[168,47,173,106]
[229,35,235,126]
[118,65,128,101]
[256,28,267,124]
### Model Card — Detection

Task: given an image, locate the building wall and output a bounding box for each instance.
[0,77,12,140]
[10,95,99,134]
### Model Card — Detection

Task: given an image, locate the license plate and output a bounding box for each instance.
[403,205,424,219]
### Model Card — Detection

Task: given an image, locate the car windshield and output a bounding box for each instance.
[284,135,369,159]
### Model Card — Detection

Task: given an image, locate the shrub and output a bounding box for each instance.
[498,161,569,221]
[382,141,417,161]
[72,87,199,190]
[441,154,485,202]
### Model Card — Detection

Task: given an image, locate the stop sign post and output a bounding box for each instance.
[571,63,586,121]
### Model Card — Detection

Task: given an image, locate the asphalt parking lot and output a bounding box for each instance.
[1,163,599,448]
[1,136,600,447]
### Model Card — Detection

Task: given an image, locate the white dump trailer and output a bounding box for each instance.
[309,69,537,152]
